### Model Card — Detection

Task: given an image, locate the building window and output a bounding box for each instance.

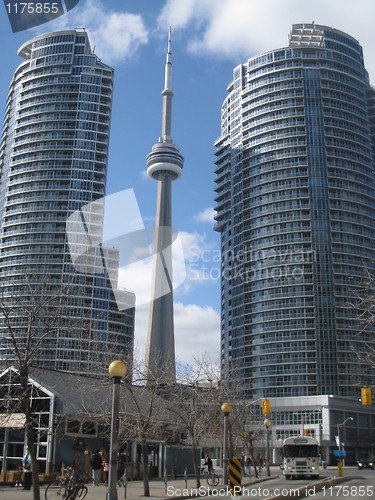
[66,418,97,437]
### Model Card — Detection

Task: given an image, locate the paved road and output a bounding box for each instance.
[2,466,375,499]
[198,466,375,499]
[309,468,375,499]
[164,467,339,499]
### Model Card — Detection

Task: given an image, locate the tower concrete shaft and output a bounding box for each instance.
[145,28,183,384]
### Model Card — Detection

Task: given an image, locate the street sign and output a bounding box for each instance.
[333,450,346,457]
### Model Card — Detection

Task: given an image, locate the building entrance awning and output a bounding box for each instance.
[0,413,26,429]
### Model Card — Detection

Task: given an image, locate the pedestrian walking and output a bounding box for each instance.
[90,450,102,486]
[203,455,213,473]
[103,456,109,485]
[258,456,263,475]
[22,447,32,491]
[117,452,125,484]
[246,456,251,476]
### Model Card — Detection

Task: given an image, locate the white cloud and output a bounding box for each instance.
[118,256,154,307]
[177,231,220,293]
[140,170,150,182]
[117,228,186,306]
[158,0,212,31]
[40,0,149,66]
[179,231,213,261]
[193,207,215,224]
[157,0,375,82]
[133,300,220,365]
[121,229,220,364]
[174,302,220,364]
[114,229,218,308]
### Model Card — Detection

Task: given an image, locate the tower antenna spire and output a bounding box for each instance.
[161,26,173,143]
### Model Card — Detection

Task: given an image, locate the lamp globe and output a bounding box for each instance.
[221,402,232,414]
[108,360,127,378]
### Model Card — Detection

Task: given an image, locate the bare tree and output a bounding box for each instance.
[120,356,180,497]
[0,275,75,500]
[230,403,264,478]
[218,365,267,479]
[347,266,375,385]
[243,431,263,478]
[66,353,179,497]
[21,349,172,498]
[163,356,222,487]
[53,354,222,494]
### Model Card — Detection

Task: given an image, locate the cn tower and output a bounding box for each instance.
[145,28,183,384]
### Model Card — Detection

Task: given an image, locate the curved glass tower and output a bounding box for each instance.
[0,30,135,376]
[215,24,375,399]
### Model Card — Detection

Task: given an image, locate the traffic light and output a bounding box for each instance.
[361,387,372,405]
[304,429,309,436]
[262,399,270,415]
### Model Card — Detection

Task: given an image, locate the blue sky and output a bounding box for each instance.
[1,0,374,365]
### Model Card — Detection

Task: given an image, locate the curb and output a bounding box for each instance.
[265,474,350,500]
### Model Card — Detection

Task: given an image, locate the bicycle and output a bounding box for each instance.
[45,467,71,500]
[70,472,88,500]
[118,471,127,487]
[45,467,88,500]
[201,466,220,487]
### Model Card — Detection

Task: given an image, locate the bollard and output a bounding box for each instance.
[164,471,168,494]
[337,462,343,477]
[229,458,241,496]
[122,471,128,499]
[184,467,188,489]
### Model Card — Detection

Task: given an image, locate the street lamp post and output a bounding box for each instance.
[221,402,232,485]
[107,360,127,500]
[302,409,322,437]
[264,418,271,477]
[337,417,354,477]
[293,409,321,438]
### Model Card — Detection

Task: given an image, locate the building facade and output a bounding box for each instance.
[0,30,135,376]
[244,395,375,465]
[0,367,193,478]
[215,24,375,399]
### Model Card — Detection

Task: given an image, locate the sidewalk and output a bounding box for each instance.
[0,472,276,500]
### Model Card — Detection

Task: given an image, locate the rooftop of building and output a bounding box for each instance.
[1,367,179,424]
[17,29,88,59]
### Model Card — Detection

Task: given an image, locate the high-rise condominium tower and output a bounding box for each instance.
[145,29,183,383]
[215,24,375,399]
[0,30,135,375]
